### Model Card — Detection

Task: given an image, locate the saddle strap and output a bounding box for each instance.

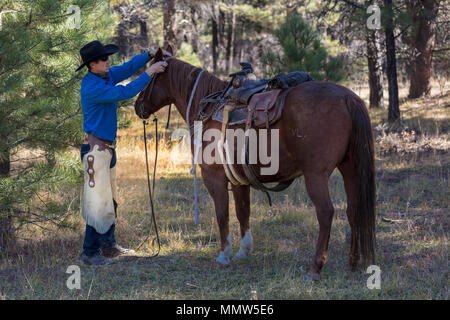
[219,105,249,186]
[241,134,295,205]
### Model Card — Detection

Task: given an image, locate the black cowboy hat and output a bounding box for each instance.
[76,40,119,71]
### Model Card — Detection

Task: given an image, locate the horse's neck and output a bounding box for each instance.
[170,65,227,125]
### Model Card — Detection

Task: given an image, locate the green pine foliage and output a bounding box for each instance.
[0,0,117,243]
[177,42,202,68]
[262,13,345,82]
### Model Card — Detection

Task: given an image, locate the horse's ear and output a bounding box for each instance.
[165,44,174,56]
[153,48,164,62]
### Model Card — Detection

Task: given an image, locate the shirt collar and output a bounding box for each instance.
[89,71,110,81]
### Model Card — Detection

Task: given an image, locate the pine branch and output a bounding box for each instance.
[394,23,412,39]
[337,0,364,9]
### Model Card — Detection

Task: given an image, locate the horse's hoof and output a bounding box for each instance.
[302,272,320,282]
[232,231,253,262]
[232,250,248,262]
[216,253,231,266]
[215,258,231,266]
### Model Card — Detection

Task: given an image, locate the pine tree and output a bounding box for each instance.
[0,0,116,250]
[262,13,345,82]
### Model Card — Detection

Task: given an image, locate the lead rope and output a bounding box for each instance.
[186,70,204,225]
[135,115,160,256]
[136,74,160,256]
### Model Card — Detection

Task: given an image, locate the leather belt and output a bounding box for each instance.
[83,134,116,152]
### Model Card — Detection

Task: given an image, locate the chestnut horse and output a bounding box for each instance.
[135,47,376,280]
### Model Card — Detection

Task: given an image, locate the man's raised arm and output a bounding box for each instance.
[109,52,152,84]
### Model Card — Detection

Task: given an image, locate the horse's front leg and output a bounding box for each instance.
[201,166,232,265]
[231,184,253,261]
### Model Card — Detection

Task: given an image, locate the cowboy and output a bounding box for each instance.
[77,40,170,265]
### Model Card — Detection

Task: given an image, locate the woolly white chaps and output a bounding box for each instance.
[81,145,117,234]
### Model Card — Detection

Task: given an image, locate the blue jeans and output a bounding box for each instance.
[83,224,117,256]
[81,143,117,256]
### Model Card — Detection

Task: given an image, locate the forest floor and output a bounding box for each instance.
[1,80,448,300]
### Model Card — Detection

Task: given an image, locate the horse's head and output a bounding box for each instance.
[134,45,175,119]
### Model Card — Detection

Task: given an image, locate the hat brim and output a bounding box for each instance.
[75,44,119,71]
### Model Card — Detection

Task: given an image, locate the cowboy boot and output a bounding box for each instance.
[101,244,135,258]
[81,253,114,266]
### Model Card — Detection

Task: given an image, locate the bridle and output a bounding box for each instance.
[138,56,174,120]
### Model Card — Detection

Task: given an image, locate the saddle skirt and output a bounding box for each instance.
[212,89,285,129]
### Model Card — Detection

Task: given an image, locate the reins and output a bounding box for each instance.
[135,73,161,257]
[134,65,204,255]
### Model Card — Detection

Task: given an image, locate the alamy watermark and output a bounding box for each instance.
[366,265,381,289]
[66,265,81,290]
[0,10,17,31]
[171,121,280,175]
[66,5,81,30]
[367,4,381,30]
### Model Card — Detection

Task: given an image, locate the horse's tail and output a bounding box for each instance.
[346,94,376,265]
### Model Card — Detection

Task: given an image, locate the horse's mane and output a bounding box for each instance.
[168,58,227,108]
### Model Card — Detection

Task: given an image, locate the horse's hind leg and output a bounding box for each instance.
[231,184,253,261]
[338,159,360,270]
[201,167,232,265]
[304,173,335,280]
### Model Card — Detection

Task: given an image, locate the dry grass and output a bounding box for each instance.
[0,81,448,300]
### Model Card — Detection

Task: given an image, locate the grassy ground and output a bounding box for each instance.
[0,81,448,300]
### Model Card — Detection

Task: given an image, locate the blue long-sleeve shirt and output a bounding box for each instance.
[80,52,151,142]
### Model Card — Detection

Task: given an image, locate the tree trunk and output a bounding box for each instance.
[384,0,400,122]
[366,0,384,109]
[226,0,236,73]
[139,20,148,51]
[218,7,225,49]
[0,146,13,252]
[117,23,127,59]
[408,0,440,98]
[163,0,177,49]
[190,5,199,54]
[211,2,219,73]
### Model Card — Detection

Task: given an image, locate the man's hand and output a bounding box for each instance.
[146,61,168,78]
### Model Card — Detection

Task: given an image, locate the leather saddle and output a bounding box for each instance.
[210,66,313,129]
[212,89,288,129]
[225,79,269,105]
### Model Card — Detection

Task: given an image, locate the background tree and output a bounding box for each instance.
[211,1,220,73]
[225,0,236,73]
[163,0,178,50]
[0,0,116,250]
[383,0,401,122]
[262,13,345,82]
[406,0,441,98]
[366,0,385,109]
